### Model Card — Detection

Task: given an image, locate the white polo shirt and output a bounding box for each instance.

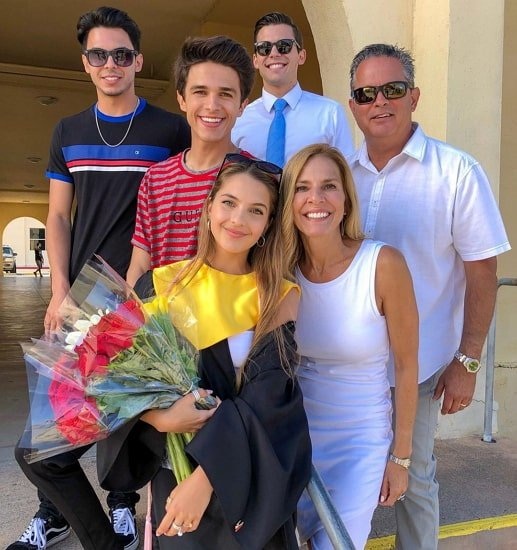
[232,82,354,162]
[348,124,511,384]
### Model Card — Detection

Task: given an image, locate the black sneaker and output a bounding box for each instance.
[6,514,71,550]
[110,505,139,550]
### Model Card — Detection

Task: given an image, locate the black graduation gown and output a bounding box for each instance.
[98,321,312,549]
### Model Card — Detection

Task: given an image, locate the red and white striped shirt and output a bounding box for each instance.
[132,150,252,268]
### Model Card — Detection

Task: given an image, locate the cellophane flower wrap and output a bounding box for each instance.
[21,255,215,482]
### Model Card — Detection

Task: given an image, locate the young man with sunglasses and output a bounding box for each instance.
[126,35,256,287]
[231,11,354,167]
[347,43,510,549]
[9,7,189,550]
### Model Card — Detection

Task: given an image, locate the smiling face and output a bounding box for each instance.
[177,61,247,147]
[82,26,142,101]
[208,172,272,263]
[349,55,420,150]
[253,23,306,97]
[292,154,347,240]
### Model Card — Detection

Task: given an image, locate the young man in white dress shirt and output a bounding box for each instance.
[232,12,354,165]
[347,43,511,549]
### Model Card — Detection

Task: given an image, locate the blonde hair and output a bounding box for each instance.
[171,161,294,381]
[281,143,364,275]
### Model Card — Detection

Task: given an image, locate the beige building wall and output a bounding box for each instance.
[498,1,517,361]
[495,0,517,438]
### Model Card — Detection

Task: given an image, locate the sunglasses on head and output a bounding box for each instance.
[216,153,282,184]
[352,81,410,105]
[83,47,138,67]
[254,39,300,57]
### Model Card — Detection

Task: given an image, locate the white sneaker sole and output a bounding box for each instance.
[46,526,71,548]
[123,532,140,550]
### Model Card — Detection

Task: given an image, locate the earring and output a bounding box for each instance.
[256,235,266,248]
[207,219,211,230]
[340,215,347,237]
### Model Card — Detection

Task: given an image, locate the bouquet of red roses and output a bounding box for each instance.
[21,256,215,482]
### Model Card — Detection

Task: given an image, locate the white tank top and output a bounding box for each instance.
[295,240,389,381]
[295,240,393,549]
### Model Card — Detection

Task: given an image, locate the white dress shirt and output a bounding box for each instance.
[232,82,354,162]
[348,124,511,384]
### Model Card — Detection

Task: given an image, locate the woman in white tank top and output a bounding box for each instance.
[281,144,419,550]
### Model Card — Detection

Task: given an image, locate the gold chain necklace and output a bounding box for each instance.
[94,98,140,147]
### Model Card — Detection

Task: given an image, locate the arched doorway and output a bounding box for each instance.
[2,217,47,276]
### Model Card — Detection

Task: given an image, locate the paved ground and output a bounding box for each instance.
[1,275,516,549]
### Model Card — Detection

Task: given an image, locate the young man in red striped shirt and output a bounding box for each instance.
[126,36,255,286]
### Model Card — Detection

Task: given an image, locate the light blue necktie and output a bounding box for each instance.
[266,98,288,167]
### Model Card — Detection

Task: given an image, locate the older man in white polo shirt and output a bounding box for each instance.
[347,43,510,550]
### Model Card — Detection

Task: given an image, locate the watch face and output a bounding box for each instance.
[466,360,480,373]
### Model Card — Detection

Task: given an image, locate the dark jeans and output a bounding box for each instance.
[15,441,139,550]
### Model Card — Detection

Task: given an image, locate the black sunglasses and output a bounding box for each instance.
[254,39,300,57]
[83,47,138,67]
[216,153,282,183]
[352,81,410,104]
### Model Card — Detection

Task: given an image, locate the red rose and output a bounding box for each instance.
[95,330,135,357]
[48,377,104,446]
[76,335,110,378]
[96,300,145,335]
[74,300,144,377]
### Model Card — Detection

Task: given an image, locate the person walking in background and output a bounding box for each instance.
[9,6,189,550]
[34,242,43,277]
[347,43,510,549]
[281,144,418,549]
[126,35,255,287]
[104,155,311,548]
[232,12,354,167]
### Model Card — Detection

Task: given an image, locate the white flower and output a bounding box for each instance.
[89,314,102,325]
[66,309,109,351]
[73,319,94,332]
[65,331,86,350]
[67,311,105,349]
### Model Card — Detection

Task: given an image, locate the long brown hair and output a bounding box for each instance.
[170,160,294,380]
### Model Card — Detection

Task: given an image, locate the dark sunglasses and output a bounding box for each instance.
[83,47,138,67]
[254,39,300,57]
[216,153,282,183]
[352,81,410,104]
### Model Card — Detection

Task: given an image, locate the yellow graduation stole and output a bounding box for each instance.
[144,261,298,350]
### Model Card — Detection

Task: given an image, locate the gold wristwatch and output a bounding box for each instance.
[389,453,411,469]
[454,350,481,373]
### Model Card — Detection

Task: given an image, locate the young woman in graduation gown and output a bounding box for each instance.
[98,155,312,549]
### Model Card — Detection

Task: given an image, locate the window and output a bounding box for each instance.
[30,227,45,250]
